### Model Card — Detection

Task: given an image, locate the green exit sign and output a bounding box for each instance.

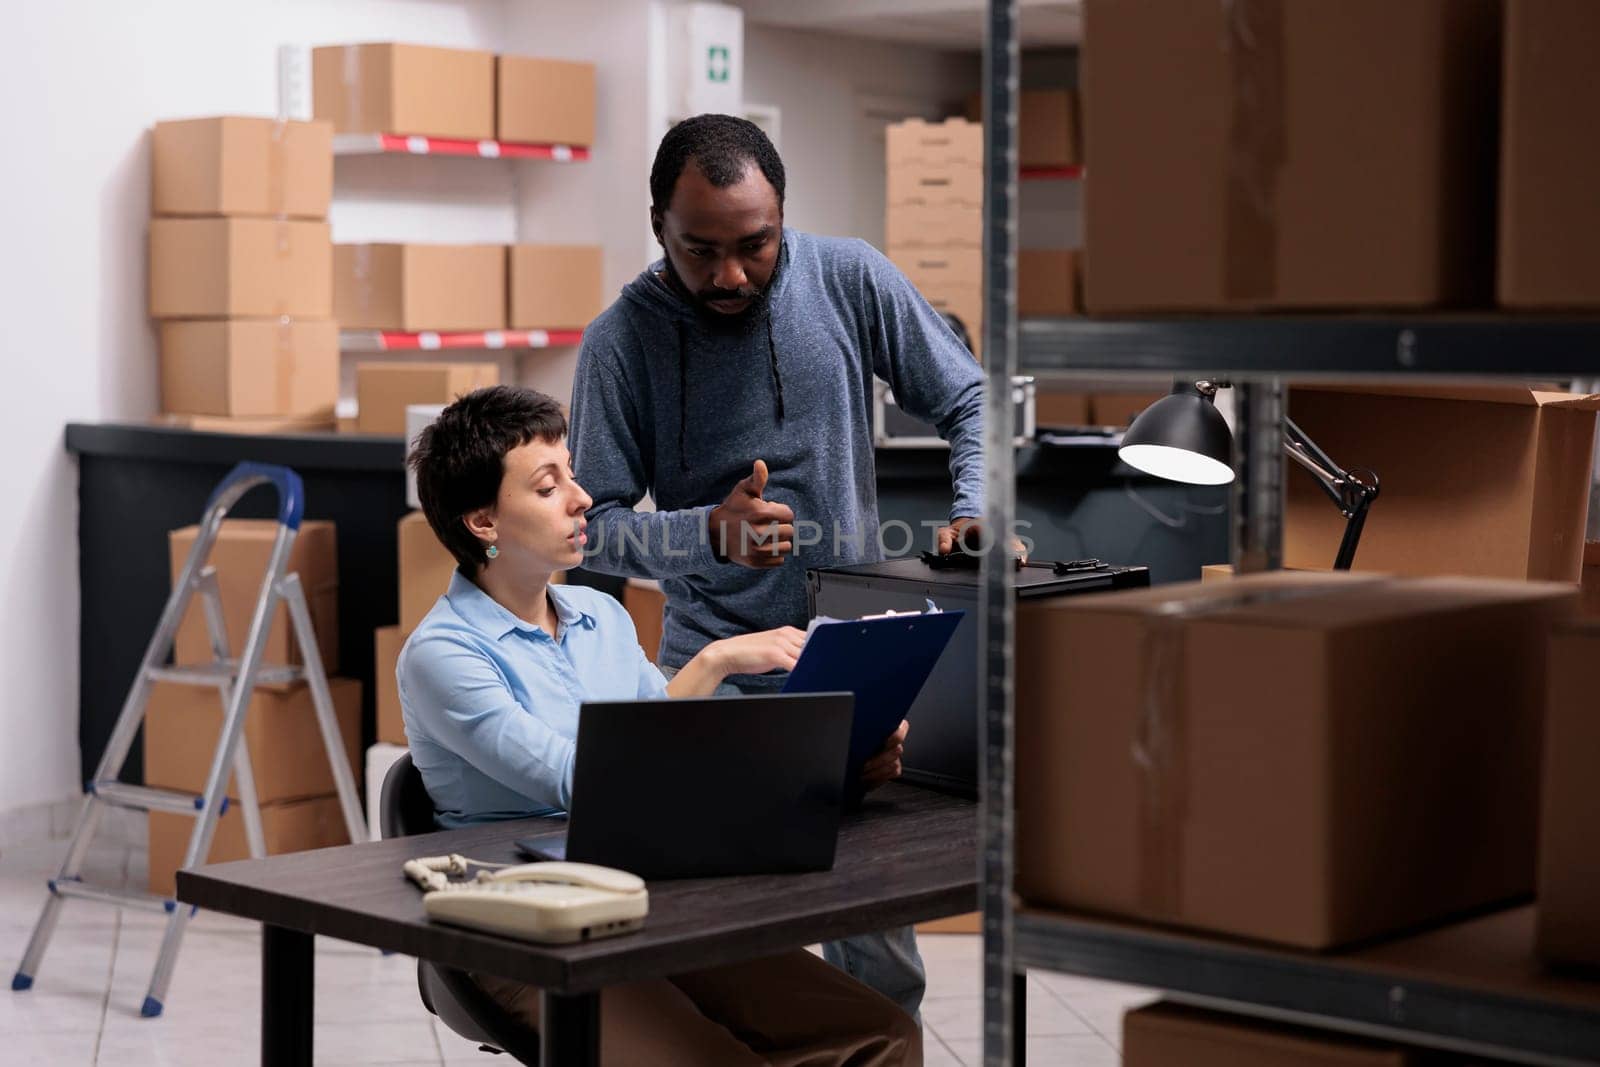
[707,44,730,82]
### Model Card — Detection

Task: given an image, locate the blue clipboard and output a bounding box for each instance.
[782,610,965,795]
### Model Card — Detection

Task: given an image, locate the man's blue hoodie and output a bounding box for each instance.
[568,229,984,687]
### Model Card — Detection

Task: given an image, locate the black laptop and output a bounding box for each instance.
[516,692,854,879]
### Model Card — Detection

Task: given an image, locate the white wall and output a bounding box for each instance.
[742,25,979,244]
[0,0,657,830]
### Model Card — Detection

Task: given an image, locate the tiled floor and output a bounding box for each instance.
[0,835,1155,1065]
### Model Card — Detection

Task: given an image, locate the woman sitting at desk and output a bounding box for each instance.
[400,385,919,1066]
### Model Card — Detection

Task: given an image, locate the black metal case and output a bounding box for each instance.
[805,556,1150,795]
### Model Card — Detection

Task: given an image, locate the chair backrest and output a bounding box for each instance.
[379,751,437,839]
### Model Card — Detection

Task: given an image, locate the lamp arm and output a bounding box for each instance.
[1280,416,1380,571]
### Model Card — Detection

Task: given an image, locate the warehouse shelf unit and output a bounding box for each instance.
[339,329,586,353]
[978,3,1600,1066]
[331,132,590,162]
[1019,164,1081,180]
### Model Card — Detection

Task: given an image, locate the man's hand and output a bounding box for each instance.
[861,720,910,791]
[710,460,797,568]
[936,517,1028,562]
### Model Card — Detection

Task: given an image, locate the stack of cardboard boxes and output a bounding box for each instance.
[309,42,605,435]
[334,241,604,433]
[886,119,984,359]
[146,520,359,895]
[1079,0,1600,313]
[148,117,338,433]
[374,512,456,748]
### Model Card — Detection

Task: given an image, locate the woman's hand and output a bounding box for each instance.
[666,627,806,698]
[862,720,910,790]
[707,627,807,678]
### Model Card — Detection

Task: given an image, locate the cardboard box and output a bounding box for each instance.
[158,319,338,418]
[1035,387,1092,428]
[152,412,337,434]
[1124,1003,1417,1067]
[312,43,494,141]
[151,116,333,219]
[1091,391,1164,428]
[170,519,339,676]
[887,160,981,207]
[356,362,499,436]
[886,118,982,168]
[1582,542,1600,617]
[148,795,349,897]
[1016,571,1574,948]
[1286,384,1600,582]
[1498,0,1600,308]
[1538,622,1600,967]
[1082,0,1500,312]
[375,625,407,746]
[623,579,665,663]
[143,678,361,805]
[885,201,981,249]
[889,246,981,291]
[917,283,982,335]
[964,91,1080,168]
[1018,250,1078,316]
[334,243,506,333]
[149,218,332,319]
[508,245,604,330]
[916,913,980,936]
[399,510,457,632]
[1020,90,1078,169]
[496,55,596,146]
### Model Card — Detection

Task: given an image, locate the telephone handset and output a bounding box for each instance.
[405,854,648,944]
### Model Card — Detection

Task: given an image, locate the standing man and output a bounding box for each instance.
[568,114,985,1018]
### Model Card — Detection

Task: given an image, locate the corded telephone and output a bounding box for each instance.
[404,854,649,944]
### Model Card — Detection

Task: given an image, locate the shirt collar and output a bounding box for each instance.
[445,570,596,642]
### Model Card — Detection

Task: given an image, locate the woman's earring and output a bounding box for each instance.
[485,545,499,560]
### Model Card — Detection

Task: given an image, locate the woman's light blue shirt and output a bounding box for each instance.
[398,571,668,828]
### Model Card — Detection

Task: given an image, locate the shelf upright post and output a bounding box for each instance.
[980,1,1022,1065]
[1232,380,1286,572]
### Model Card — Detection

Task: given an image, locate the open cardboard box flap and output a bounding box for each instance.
[1293,381,1600,410]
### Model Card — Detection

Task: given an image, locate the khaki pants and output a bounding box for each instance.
[474,948,922,1066]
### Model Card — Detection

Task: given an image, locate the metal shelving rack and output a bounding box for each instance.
[977,3,1600,1066]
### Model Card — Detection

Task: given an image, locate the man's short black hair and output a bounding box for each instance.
[650,113,786,214]
[409,385,568,573]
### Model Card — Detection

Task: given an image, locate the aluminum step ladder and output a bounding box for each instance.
[11,462,367,1018]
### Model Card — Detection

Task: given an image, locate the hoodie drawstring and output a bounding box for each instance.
[678,319,690,472]
[766,313,786,424]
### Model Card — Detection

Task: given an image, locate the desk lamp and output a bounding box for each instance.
[1118,380,1380,570]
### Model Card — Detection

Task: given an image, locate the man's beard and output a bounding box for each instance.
[662,247,782,335]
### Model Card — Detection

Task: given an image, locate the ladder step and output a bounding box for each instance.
[49,878,174,915]
[145,662,304,687]
[89,781,206,815]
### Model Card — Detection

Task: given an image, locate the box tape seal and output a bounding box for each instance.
[342,46,364,134]
[275,316,295,411]
[1133,580,1381,918]
[1222,0,1286,302]
[268,118,288,219]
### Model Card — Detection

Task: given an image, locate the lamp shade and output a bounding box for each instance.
[1117,383,1236,486]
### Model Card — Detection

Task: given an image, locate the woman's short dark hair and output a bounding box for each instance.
[409,385,568,573]
[650,113,786,214]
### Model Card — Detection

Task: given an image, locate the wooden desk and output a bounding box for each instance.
[177,784,977,1066]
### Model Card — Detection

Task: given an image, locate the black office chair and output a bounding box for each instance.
[380,752,543,1065]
